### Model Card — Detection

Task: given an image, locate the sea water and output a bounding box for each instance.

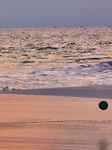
[0,27,112,90]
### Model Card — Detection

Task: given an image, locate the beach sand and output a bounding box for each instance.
[0,86,112,149]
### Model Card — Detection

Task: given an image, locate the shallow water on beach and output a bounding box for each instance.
[0,27,112,90]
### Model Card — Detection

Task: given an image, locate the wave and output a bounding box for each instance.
[62,61,112,76]
[99,41,112,45]
[76,57,111,62]
[21,60,35,63]
[98,61,112,70]
[36,46,58,50]
[1,61,112,90]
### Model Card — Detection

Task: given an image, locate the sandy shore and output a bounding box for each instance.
[0,86,112,149]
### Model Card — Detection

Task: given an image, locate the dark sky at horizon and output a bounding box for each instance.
[0,0,112,28]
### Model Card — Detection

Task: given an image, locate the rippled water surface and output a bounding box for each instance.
[0,27,112,90]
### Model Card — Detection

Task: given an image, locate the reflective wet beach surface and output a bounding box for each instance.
[0,121,112,150]
[0,94,112,149]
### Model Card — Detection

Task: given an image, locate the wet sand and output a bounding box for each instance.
[1,85,112,99]
[0,86,112,149]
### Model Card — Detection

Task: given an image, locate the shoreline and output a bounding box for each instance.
[0,85,112,98]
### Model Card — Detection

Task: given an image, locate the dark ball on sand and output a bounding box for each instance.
[99,101,108,110]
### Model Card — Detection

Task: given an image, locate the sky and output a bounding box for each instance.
[0,0,112,28]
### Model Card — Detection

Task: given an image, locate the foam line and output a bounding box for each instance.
[0,120,112,125]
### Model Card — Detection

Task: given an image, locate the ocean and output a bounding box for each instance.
[0,27,112,90]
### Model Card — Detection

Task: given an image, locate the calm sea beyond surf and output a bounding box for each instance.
[0,27,112,90]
